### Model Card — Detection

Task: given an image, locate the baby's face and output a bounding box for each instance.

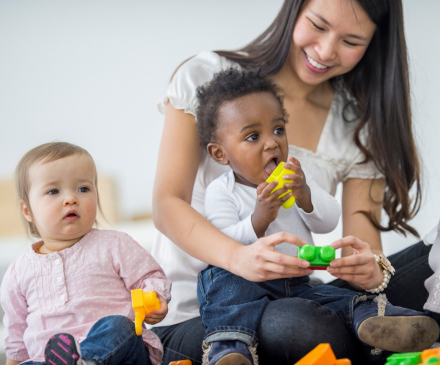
[216,91,288,187]
[24,153,97,245]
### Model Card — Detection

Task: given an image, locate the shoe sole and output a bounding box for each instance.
[44,333,81,365]
[214,353,252,365]
[358,315,440,353]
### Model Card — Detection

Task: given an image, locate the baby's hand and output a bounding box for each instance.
[282,156,313,213]
[144,292,168,325]
[252,180,292,237]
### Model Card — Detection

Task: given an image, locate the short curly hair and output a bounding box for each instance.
[196,68,287,149]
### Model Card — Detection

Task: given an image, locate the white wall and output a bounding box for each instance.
[0,0,439,252]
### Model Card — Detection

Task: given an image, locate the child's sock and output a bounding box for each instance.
[202,340,256,365]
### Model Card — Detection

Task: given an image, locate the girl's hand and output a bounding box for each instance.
[144,293,168,325]
[327,236,384,290]
[230,231,312,282]
[282,157,313,212]
[252,181,292,237]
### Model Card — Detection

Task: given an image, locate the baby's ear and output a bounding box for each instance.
[207,143,229,166]
[19,200,33,222]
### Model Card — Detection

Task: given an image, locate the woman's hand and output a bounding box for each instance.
[282,156,313,213]
[144,293,168,325]
[230,231,312,282]
[327,235,384,290]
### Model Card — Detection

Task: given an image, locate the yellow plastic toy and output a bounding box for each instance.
[295,344,351,365]
[131,289,160,335]
[265,161,296,209]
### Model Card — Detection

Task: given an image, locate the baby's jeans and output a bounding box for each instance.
[197,265,370,347]
[25,315,152,365]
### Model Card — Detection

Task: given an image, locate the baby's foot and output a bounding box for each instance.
[45,333,82,365]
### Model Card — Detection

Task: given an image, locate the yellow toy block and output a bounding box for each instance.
[265,161,295,209]
[168,361,192,365]
[295,344,351,365]
[131,289,160,335]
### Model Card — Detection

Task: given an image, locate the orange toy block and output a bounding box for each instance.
[295,344,351,365]
[422,348,440,364]
[131,289,160,335]
[168,361,192,365]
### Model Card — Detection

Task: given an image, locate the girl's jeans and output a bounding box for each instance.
[25,315,152,365]
[197,265,370,347]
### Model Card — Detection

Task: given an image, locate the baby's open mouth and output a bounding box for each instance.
[264,158,279,176]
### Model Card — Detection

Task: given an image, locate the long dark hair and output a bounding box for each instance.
[215,0,421,236]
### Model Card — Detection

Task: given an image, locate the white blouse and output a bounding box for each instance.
[152,51,383,327]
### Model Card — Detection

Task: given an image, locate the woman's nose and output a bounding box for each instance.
[315,37,337,62]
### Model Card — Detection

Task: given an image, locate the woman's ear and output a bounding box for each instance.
[207,143,229,165]
[19,200,33,223]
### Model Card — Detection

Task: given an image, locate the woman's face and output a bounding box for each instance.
[290,0,376,85]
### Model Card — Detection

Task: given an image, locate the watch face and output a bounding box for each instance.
[379,254,395,275]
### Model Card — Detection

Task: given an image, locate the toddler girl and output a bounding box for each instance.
[0,142,171,365]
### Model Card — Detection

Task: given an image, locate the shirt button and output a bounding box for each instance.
[57,277,63,283]
[60,295,65,301]
[55,259,60,265]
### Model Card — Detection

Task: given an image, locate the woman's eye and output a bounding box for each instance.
[343,40,358,47]
[79,187,90,193]
[274,127,285,135]
[47,189,59,195]
[246,134,259,141]
[310,20,325,31]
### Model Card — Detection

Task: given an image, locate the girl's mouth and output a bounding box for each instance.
[64,211,80,221]
[264,158,279,177]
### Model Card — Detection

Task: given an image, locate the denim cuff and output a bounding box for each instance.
[205,328,257,347]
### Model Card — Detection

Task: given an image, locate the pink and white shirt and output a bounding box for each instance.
[1,229,172,365]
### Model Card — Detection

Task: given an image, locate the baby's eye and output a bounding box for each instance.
[246,134,259,141]
[79,186,90,193]
[274,127,285,135]
[47,189,59,195]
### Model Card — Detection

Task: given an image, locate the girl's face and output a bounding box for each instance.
[290,0,376,85]
[20,153,97,248]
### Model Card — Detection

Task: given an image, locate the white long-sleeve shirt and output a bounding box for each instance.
[204,169,341,256]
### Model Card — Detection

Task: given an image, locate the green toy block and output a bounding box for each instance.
[298,244,335,269]
[265,161,295,209]
[385,352,422,365]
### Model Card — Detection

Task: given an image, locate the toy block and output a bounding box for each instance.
[298,244,335,270]
[422,348,440,364]
[131,289,160,335]
[385,352,422,365]
[168,361,192,365]
[295,343,351,365]
[265,161,295,209]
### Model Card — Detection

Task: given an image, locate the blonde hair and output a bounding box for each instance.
[15,142,101,238]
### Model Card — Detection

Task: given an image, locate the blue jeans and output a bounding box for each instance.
[25,315,152,365]
[197,265,371,348]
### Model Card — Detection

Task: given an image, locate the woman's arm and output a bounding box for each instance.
[152,104,311,281]
[327,178,385,289]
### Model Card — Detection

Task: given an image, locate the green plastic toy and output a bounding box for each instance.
[385,352,422,365]
[265,161,295,209]
[298,244,335,270]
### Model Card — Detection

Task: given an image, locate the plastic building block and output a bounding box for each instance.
[131,289,160,335]
[265,161,295,209]
[168,361,192,365]
[422,349,440,364]
[385,352,422,365]
[298,244,335,270]
[295,343,351,365]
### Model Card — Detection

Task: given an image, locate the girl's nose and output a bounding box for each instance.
[264,137,279,150]
[63,194,78,206]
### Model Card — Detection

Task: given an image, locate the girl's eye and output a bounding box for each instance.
[310,19,325,31]
[47,189,59,195]
[79,187,90,193]
[246,134,259,141]
[274,127,285,135]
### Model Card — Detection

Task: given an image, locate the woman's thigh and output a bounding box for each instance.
[152,298,388,365]
[329,241,432,311]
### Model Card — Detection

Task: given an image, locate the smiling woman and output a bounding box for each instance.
[151,0,428,364]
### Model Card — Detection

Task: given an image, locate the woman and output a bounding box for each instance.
[151,0,430,364]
